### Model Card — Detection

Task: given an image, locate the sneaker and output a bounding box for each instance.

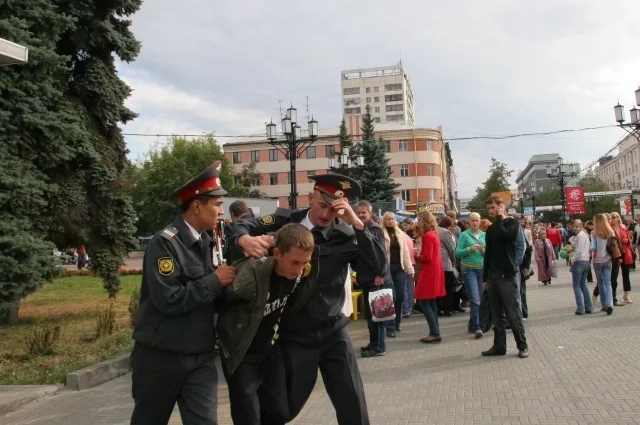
[402,313,411,319]
[360,345,372,352]
[474,331,483,339]
[361,349,386,358]
[518,348,529,358]
[606,307,613,315]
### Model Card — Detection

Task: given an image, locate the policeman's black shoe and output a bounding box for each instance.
[386,331,396,338]
[481,347,506,356]
[361,349,386,358]
[518,348,529,359]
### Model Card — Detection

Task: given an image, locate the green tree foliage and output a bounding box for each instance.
[358,105,400,201]
[329,119,362,180]
[229,161,267,199]
[0,0,141,321]
[130,135,235,236]
[467,158,513,217]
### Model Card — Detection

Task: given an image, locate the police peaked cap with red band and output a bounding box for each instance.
[170,161,228,203]
[309,174,361,204]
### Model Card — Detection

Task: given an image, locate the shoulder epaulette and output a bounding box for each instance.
[160,225,179,240]
[275,208,292,218]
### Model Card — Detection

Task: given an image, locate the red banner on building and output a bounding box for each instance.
[565,186,585,215]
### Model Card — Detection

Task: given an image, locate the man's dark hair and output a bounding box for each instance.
[275,223,314,254]
[180,194,218,213]
[229,200,250,219]
[485,195,503,206]
[402,218,413,225]
[551,222,557,227]
[439,216,453,228]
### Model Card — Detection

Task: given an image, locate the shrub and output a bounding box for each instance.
[96,301,116,338]
[128,287,140,328]
[25,324,61,356]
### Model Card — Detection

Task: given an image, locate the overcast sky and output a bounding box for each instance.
[120,0,639,197]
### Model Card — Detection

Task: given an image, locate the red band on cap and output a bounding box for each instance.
[178,177,221,203]
[314,182,345,200]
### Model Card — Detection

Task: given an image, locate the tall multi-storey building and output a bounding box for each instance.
[341,64,415,127]
[594,134,640,190]
[515,153,580,196]
[223,122,455,210]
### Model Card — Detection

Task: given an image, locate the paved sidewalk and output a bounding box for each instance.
[4,262,640,424]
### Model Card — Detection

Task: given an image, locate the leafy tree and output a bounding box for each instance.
[0,0,141,322]
[358,106,400,201]
[329,119,362,180]
[229,161,267,199]
[130,135,235,236]
[467,158,513,217]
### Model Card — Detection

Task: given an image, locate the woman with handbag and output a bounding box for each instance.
[609,212,633,305]
[534,229,555,285]
[591,213,615,315]
[415,210,445,343]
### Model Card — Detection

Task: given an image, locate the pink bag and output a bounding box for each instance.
[368,288,396,322]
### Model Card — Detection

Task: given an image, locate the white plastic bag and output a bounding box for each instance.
[551,260,558,278]
[368,288,396,323]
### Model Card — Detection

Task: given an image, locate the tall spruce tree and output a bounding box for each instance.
[329,118,361,180]
[0,0,141,322]
[358,105,400,201]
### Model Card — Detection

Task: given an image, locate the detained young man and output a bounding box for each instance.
[216,223,320,425]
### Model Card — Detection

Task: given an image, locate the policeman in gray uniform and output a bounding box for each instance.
[227,174,387,425]
[130,161,236,425]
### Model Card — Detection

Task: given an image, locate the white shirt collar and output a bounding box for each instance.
[184,220,202,241]
[301,211,314,230]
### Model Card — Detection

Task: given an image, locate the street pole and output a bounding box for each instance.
[532,194,536,220]
[287,135,297,209]
[560,177,566,227]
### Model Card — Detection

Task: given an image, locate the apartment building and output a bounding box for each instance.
[595,134,640,190]
[341,64,415,126]
[223,122,455,210]
[515,153,580,195]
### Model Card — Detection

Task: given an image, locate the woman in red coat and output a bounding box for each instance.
[415,210,446,343]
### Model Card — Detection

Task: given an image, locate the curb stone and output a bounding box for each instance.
[66,353,131,391]
[0,385,63,416]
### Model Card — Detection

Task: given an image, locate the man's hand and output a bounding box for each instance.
[215,264,236,286]
[374,276,384,287]
[496,205,506,219]
[482,282,488,290]
[259,235,275,248]
[237,235,271,258]
[523,268,529,276]
[331,198,364,230]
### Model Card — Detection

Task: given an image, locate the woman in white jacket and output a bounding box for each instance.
[382,212,415,338]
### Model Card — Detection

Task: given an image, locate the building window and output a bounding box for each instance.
[269,173,278,185]
[401,189,411,202]
[385,83,402,91]
[344,107,361,114]
[269,149,278,161]
[253,175,261,186]
[325,145,336,157]
[287,172,291,184]
[429,189,436,202]
[307,146,316,159]
[427,140,434,151]
[343,87,360,95]
[386,114,403,122]
[384,141,391,152]
[374,117,381,123]
[385,94,403,102]
[307,170,316,178]
[399,140,408,151]
[251,150,259,162]
[366,87,371,93]
[374,97,379,103]
[400,164,409,177]
[388,166,392,175]
[374,107,380,113]
[366,97,371,103]
[232,152,241,164]
[374,87,379,92]
[386,104,404,112]
[428,164,435,176]
[344,98,360,106]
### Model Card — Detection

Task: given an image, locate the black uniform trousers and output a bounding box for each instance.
[130,343,217,425]
[274,325,369,425]
[222,344,290,425]
[487,270,527,353]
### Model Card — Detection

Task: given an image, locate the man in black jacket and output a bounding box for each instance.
[482,196,528,359]
[130,161,237,425]
[226,174,386,425]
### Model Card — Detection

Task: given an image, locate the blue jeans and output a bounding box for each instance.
[419,299,440,337]
[462,268,484,332]
[593,262,613,309]
[572,260,593,313]
[385,264,407,332]
[402,272,415,315]
[553,244,560,260]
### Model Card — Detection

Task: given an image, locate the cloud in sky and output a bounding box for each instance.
[120,0,640,196]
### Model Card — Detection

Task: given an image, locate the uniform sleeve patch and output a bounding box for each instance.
[158,257,175,276]
[302,262,312,278]
[261,214,275,225]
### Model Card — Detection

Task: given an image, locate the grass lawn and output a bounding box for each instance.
[0,275,141,385]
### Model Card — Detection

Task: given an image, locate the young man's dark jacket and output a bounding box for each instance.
[483,216,520,282]
[216,249,320,375]
[133,217,222,354]
[227,208,386,342]
[356,219,392,290]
